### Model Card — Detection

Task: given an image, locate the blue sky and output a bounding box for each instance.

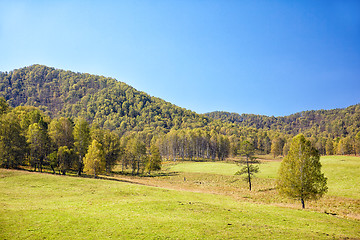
[1,1,359,116]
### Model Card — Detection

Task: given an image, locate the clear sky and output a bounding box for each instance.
[1,0,359,116]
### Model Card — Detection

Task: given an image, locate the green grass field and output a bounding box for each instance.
[168,160,281,179]
[1,155,359,239]
[320,155,360,199]
[168,155,360,199]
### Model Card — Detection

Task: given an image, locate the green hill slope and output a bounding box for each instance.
[1,65,359,155]
[0,64,209,135]
[206,105,360,138]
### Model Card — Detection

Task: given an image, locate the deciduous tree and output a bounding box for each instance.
[102,130,122,174]
[355,132,360,156]
[271,137,284,158]
[0,97,9,115]
[147,144,162,174]
[49,117,74,149]
[325,138,334,155]
[84,140,104,178]
[57,146,73,175]
[277,134,327,209]
[0,112,27,168]
[73,118,90,175]
[27,123,50,172]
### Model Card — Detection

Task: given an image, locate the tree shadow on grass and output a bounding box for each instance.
[12,166,179,186]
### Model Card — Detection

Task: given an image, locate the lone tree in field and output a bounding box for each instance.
[235,140,260,191]
[277,134,327,209]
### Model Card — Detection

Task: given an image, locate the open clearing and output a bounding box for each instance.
[167,155,360,198]
[1,155,359,239]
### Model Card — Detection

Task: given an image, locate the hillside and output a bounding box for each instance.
[206,105,360,139]
[1,65,359,156]
[0,64,209,135]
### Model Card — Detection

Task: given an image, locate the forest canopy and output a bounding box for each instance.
[1,64,359,157]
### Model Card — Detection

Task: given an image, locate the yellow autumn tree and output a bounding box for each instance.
[83,140,104,178]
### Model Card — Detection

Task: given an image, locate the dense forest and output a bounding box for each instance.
[0,64,209,135]
[1,64,360,163]
[206,106,360,139]
[0,99,233,175]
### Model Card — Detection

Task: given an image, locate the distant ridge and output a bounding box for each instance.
[206,104,360,137]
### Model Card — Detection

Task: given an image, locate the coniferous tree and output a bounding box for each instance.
[235,140,259,191]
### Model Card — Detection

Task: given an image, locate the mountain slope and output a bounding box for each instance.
[1,64,359,141]
[206,104,360,138]
[0,64,209,135]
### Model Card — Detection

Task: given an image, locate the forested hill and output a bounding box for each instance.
[206,105,360,138]
[1,64,359,142]
[0,64,209,135]
[1,64,360,157]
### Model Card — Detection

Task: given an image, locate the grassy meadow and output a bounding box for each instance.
[1,155,359,239]
[167,155,360,198]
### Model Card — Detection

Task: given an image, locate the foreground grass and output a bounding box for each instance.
[1,169,359,239]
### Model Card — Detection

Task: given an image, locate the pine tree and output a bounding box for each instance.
[235,140,259,191]
[277,134,327,209]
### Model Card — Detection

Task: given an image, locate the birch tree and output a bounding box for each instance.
[277,134,327,209]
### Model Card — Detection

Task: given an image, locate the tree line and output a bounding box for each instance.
[0,99,161,176]
[156,129,230,161]
[1,97,359,178]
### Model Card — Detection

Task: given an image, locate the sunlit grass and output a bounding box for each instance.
[167,155,360,198]
[321,155,360,199]
[1,169,359,239]
[168,162,238,175]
